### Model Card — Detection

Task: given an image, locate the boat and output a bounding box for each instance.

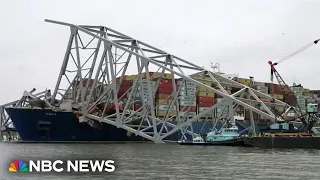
[244,134,320,149]
[178,124,245,146]
[5,106,254,142]
[244,116,320,149]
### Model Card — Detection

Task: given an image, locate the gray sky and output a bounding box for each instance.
[1,0,320,104]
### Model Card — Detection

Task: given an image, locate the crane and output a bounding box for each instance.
[268,38,319,128]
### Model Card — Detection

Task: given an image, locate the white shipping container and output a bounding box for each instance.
[177,80,197,87]
[255,82,266,87]
[179,96,196,101]
[306,99,316,103]
[294,91,303,96]
[179,86,197,92]
[179,91,196,96]
[198,107,215,113]
[158,105,177,111]
[141,80,156,85]
[179,112,197,117]
[257,86,268,90]
[258,90,268,94]
[180,101,197,106]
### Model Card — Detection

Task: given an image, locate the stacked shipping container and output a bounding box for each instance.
[113,72,320,121]
[177,79,197,118]
[156,78,176,118]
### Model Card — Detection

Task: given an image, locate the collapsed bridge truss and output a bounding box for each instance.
[1,19,298,143]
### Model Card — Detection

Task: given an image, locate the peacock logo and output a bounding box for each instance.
[9,160,29,172]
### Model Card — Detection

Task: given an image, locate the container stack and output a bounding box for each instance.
[255,82,268,94]
[237,78,251,86]
[177,79,197,118]
[117,77,134,98]
[133,80,156,112]
[195,78,215,119]
[291,86,306,111]
[156,77,177,118]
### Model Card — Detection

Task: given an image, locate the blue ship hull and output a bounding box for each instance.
[5,108,267,142]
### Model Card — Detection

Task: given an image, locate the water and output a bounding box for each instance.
[0,142,320,180]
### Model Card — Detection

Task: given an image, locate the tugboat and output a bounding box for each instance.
[178,123,244,146]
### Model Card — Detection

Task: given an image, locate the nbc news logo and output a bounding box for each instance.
[9,159,115,173]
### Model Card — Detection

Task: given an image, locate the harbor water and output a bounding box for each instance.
[0,142,320,180]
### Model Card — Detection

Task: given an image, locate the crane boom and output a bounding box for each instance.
[268,38,319,118]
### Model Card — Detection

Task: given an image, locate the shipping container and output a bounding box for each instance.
[141,72,173,79]
[192,75,212,81]
[157,105,177,111]
[180,101,197,106]
[179,111,197,117]
[118,80,133,86]
[157,110,177,117]
[123,75,137,81]
[157,93,171,99]
[156,99,172,105]
[158,88,173,94]
[198,92,215,97]
[256,86,268,91]
[198,101,215,107]
[198,96,214,103]
[237,78,251,86]
[179,91,196,96]
[254,81,266,87]
[179,86,197,92]
[159,81,174,89]
[198,107,214,113]
[306,99,316,103]
[179,96,196,101]
[134,104,143,112]
[177,80,197,87]
[179,106,197,112]
[267,83,281,94]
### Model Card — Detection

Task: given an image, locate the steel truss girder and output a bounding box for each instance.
[42,19,295,143]
[0,89,48,140]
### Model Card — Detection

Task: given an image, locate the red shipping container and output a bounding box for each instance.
[118,91,127,98]
[119,86,131,92]
[119,80,133,86]
[198,96,214,103]
[198,101,215,107]
[81,79,94,87]
[158,88,173,94]
[134,104,143,112]
[159,81,173,89]
[266,83,281,94]
[152,78,175,83]
[179,106,197,112]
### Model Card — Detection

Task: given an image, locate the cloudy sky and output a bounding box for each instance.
[0,0,320,104]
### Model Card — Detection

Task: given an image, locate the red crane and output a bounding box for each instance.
[268,38,319,117]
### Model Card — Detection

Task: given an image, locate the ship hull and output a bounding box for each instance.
[5,107,270,142]
[244,136,320,149]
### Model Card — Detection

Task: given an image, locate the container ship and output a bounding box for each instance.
[5,70,320,142]
[3,20,320,142]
